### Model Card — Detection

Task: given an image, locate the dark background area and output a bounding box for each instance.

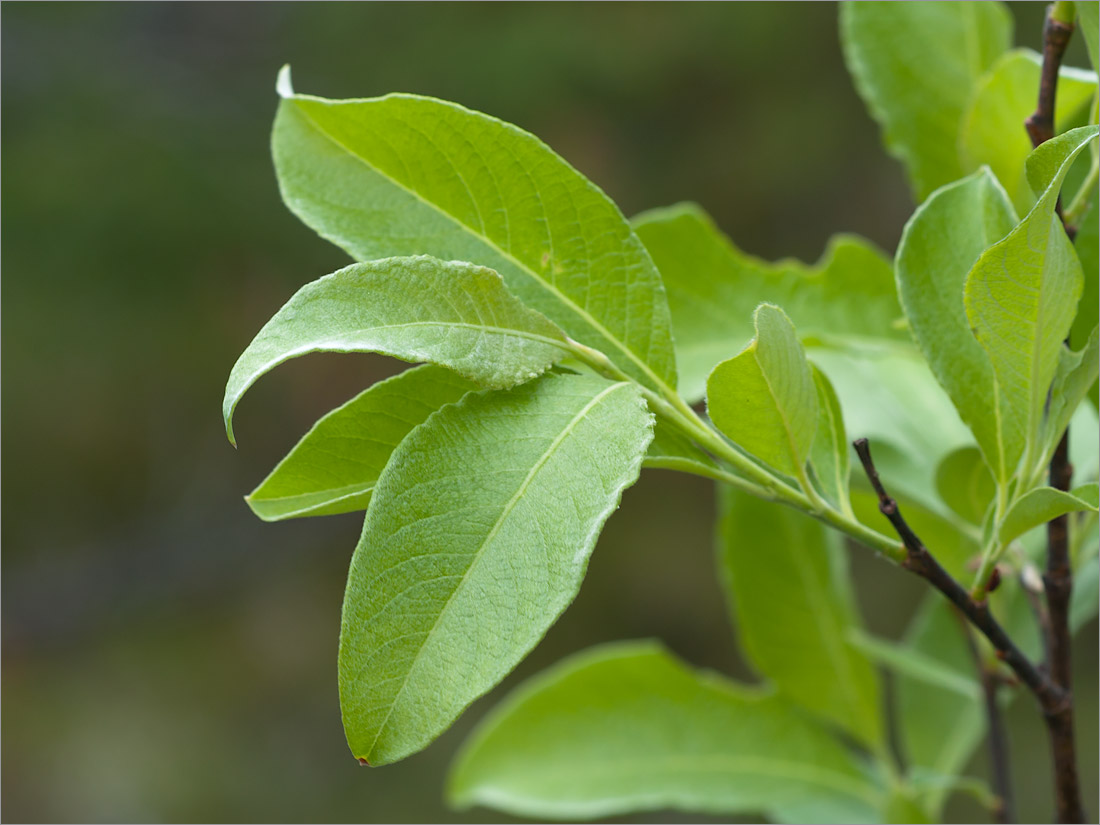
[2,3,1095,822]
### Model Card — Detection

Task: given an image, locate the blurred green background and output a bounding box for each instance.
[2,3,1096,822]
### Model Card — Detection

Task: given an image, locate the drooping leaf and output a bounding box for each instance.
[934,447,996,526]
[718,489,882,747]
[895,597,985,818]
[809,365,852,512]
[223,256,571,444]
[338,374,653,765]
[845,629,980,700]
[633,202,902,402]
[707,304,817,480]
[246,365,476,521]
[448,642,884,823]
[998,483,1099,546]
[272,69,676,393]
[895,168,1018,483]
[840,1,1012,200]
[964,126,1099,477]
[810,342,974,514]
[960,49,1097,213]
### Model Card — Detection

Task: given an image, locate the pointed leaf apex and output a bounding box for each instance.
[276,65,295,99]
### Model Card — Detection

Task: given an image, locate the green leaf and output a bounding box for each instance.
[846,629,980,700]
[272,69,676,393]
[718,489,883,747]
[338,374,653,765]
[448,641,883,823]
[643,420,721,477]
[223,256,571,445]
[1077,2,1100,72]
[964,126,1099,475]
[840,1,1012,200]
[809,365,852,512]
[1072,200,1098,367]
[934,447,996,526]
[246,365,476,521]
[895,597,984,818]
[998,483,1099,545]
[810,343,974,515]
[633,203,902,402]
[960,49,1097,213]
[707,304,817,480]
[895,168,1018,483]
[1045,326,1099,453]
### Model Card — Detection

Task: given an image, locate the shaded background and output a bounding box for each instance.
[2,3,1096,822]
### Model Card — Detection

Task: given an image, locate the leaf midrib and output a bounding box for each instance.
[290,98,674,397]
[363,381,626,759]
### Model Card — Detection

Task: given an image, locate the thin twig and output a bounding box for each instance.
[1026,4,1085,820]
[955,610,1015,824]
[852,439,1066,713]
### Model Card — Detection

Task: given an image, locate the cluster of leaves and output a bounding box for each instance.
[224,3,1100,822]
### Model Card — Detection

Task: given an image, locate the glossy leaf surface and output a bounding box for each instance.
[273,70,676,392]
[449,642,883,823]
[338,374,653,764]
[718,490,882,746]
[247,365,476,521]
[223,256,570,444]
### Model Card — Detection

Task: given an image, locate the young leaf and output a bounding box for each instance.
[1072,200,1099,355]
[448,642,884,823]
[964,126,1099,474]
[222,256,570,444]
[809,365,851,512]
[272,69,676,393]
[840,1,1012,200]
[718,489,883,747]
[633,203,902,402]
[1045,326,1100,453]
[895,168,1018,483]
[934,446,996,526]
[338,374,653,765]
[895,597,985,818]
[998,483,1099,546]
[246,365,476,521]
[706,304,817,480]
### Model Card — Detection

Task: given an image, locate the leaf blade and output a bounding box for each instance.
[448,642,883,823]
[998,483,1099,546]
[338,374,654,765]
[222,256,569,444]
[246,365,477,521]
[273,78,676,392]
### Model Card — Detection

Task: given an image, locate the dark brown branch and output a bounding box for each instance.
[852,439,1067,713]
[956,610,1015,823]
[1026,5,1085,820]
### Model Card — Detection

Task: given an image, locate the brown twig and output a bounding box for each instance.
[955,610,1015,823]
[852,439,1067,713]
[1026,4,1085,820]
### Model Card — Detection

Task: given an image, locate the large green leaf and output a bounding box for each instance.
[895,597,984,818]
[718,489,882,747]
[633,203,902,402]
[998,483,1099,546]
[960,49,1097,213]
[707,304,817,480]
[246,365,476,521]
[272,69,676,393]
[964,126,1098,476]
[840,1,1012,200]
[223,256,570,444]
[338,374,653,765]
[448,642,884,823]
[895,168,1018,483]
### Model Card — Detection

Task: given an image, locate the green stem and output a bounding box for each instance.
[1051,0,1076,26]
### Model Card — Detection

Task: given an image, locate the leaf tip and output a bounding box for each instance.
[356,756,371,767]
[276,64,295,99]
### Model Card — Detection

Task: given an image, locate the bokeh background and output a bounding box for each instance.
[2,3,1096,822]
